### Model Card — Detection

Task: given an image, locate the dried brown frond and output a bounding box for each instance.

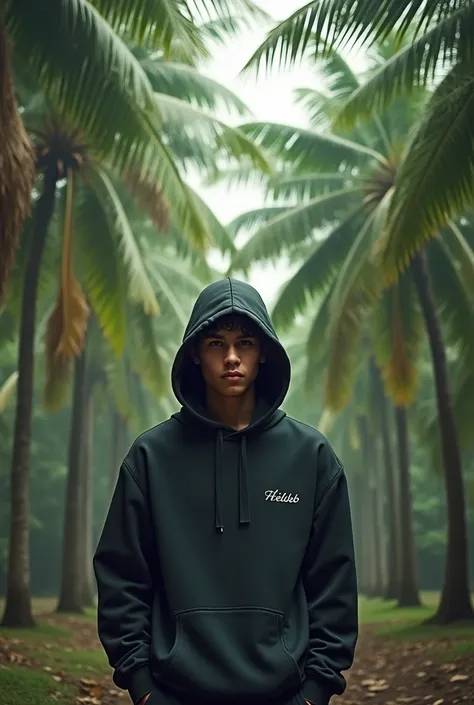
[123,169,169,232]
[0,14,35,304]
[382,287,418,406]
[45,170,89,410]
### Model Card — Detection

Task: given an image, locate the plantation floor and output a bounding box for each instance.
[0,596,473,705]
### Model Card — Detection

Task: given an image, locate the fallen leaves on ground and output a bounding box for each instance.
[1,615,474,704]
[332,628,474,705]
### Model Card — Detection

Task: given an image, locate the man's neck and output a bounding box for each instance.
[206,386,256,431]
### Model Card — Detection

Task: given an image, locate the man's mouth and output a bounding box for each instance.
[222,371,243,379]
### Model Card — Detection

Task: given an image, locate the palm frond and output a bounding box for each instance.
[293,87,335,129]
[228,206,293,237]
[44,171,90,411]
[242,0,467,73]
[239,121,386,170]
[332,7,473,131]
[156,93,270,172]
[6,0,209,243]
[380,63,474,282]
[272,208,366,328]
[428,236,474,368]
[443,221,474,300]
[0,371,18,413]
[142,58,250,116]
[323,211,382,411]
[371,274,423,405]
[125,304,166,399]
[266,171,360,201]
[87,164,160,316]
[74,181,128,355]
[89,0,207,60]
[187,186,236,255]
[231,187,362,271]
[0,11,35,305]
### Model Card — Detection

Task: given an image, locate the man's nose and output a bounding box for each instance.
[225,346,240,364]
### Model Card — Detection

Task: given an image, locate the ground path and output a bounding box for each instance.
[1,606,473,705]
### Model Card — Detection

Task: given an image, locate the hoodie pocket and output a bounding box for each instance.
[158,607,302,697]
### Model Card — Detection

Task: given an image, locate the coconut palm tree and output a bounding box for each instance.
[227,45,474,622]
[243,1,474,284]
[0,14,34,304]
[1,32,264,625]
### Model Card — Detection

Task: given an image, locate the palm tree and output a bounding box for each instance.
[227,45,474,622]
[0,13,34,304]
[1,15,266,625]
[242,1,474,275]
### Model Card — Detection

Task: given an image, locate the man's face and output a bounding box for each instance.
[196,326,262,398]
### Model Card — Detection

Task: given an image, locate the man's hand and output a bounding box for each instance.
[137,693,151,705]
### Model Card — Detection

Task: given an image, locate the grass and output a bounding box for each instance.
[359,592,474,658]
[0,667,74,705]
[1,593,474,704]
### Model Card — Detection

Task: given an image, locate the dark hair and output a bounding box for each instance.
[198,313,259,342]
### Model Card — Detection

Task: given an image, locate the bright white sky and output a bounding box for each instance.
[192,0,365,306]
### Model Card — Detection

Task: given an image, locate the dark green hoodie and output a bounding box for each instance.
[93,278,358,705]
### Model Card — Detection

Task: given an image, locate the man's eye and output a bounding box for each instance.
[240,339,254,346]
[209,340,222,347]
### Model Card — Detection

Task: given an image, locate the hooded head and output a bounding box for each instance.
[171,277,291,434]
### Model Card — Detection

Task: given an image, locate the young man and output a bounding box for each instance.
[94,277,358,705]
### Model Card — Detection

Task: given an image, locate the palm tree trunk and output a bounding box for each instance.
[0,13,35,305]
[1,167,57,628]
[80,376,95,607]
[412,252,474,622]
[57,346,88,613]
[372,362,400,600]
[394,405,421,607]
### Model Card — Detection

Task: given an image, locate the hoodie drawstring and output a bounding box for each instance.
[215,431,224,532]
[214,431,250,532]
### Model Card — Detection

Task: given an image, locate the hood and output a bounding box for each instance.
[170,278,291,533]
[171,277,291,434]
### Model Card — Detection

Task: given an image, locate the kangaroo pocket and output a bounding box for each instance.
[157,607,302,698]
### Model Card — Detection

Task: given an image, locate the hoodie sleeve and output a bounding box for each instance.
[301,450,358,705]
[93,461,155,705]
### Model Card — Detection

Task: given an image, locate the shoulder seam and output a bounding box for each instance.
[122,460,145,498]
[316,464,344,511]
[284,415,321,434]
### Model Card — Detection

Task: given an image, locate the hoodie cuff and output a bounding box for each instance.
[302,677,331,705]
[127,665,155,704]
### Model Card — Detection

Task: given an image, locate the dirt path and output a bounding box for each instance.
[1,615,473,705]
[333,627,473,705]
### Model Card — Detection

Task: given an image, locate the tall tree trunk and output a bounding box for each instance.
[394,406,421,607]
[1,167,57,628]
[412,252,474,622]
[57,347,88,613]
[80,377,95,607]
[372,363,400,600]
[357,415,384,596]
[0,13,35,305]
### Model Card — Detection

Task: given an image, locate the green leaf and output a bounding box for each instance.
[239,122,386,171]
[74,181,127,355]
[228,206,293,237]
[6,0,209,243]
[0,371,18,414]
[231,187,362,271]
[380,63,474,280]
[156,94,270,172]
[89,0,207,60]
[272,208,365,328]
[86,165,160,316]
[142,58,250,116]
[266,172,360,201]
[242,0,467,73]
[428,236,474,368]
[331,7,473,131]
